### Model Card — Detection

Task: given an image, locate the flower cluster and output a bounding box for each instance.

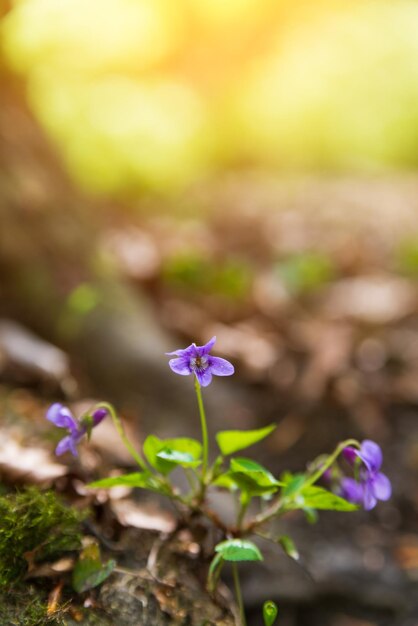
[47,403,107,457]
[166,336,234,387]
[341,440,391,510]
[45,335,392,626]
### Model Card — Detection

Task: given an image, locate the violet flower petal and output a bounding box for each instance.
[199,336,217,356]
[208,356,234,376]
[68,436,80,457]
[341,477,363,504]
[195,369,213,387]
[46,403,78,433]
[169,357,191,375]
[360,440,383,472]
[373,472,392,501]
[166,348,188,356]
[55,435,74,456]
[363,481,378,511]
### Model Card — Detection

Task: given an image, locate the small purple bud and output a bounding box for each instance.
[92,407,108,426]
[343,446,358,465]
[321,468,333,485]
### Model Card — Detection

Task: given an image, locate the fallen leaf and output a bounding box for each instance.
[323,275,417,323]
[0,435,67,483]
[111,498,176,533]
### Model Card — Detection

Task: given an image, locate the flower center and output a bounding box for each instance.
[190,355,209,372]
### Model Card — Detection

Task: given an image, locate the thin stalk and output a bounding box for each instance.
[194,379,209,479]
[245,438,360,532]
[232,563,246,626]
[96,402,147,471]
[237,497,250,530]
[184,468,199,497]
[302,438,359,489]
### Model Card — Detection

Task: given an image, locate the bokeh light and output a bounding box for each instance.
[3,0,418,194]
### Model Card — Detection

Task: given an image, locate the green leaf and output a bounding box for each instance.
[290,486,358,512]
[88,472,170,495]
[72,544,115,593]
[156,448,200,468]
[278,535,299,561]
[281,472,306,497]
[144,435,201,475]
[215,539,263,562]
[228,458,282,495]
[212,472,238,490]
[143,435,171,474]
[263,601,278,626]
[216,424,276,456]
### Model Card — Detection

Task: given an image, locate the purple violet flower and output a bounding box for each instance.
[341,440,391,511]
[46,403,107,457]
[166,336,234,387]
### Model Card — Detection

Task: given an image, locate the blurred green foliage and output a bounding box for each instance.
[395,237,418,277]
[67,283,100,316]
[3,1,418,195]
[276,252,336,295]
[162,252,253,300]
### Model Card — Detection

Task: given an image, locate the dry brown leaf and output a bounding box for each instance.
[104,227,160,280]
[322,275,417,324]
[111,498,176,533]
[0,435,67,483]
[0,320,71,384]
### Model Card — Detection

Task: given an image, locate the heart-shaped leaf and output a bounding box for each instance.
[88,472,170,495]
[156,447,200,468]
[228,458,281,495]
[215,539,263,562]
[291,486,358,512]
[72,544,115,593]
[144,436,201,474]
[281,472,306,497]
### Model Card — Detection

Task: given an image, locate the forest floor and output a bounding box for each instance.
[1,175,418,625]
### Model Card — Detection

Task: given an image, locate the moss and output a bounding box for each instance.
[0,487,85,586]
[0,586,66,626]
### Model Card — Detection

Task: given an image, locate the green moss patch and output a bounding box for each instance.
[0,487,84,587]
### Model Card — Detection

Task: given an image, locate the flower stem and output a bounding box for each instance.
[237,496,250,530]
[232,563,246,626]
[96,402,147,471]
[194,379,209,480]
[303,438,360,489]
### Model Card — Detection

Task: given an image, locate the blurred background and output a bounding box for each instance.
[1,1,418,624]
